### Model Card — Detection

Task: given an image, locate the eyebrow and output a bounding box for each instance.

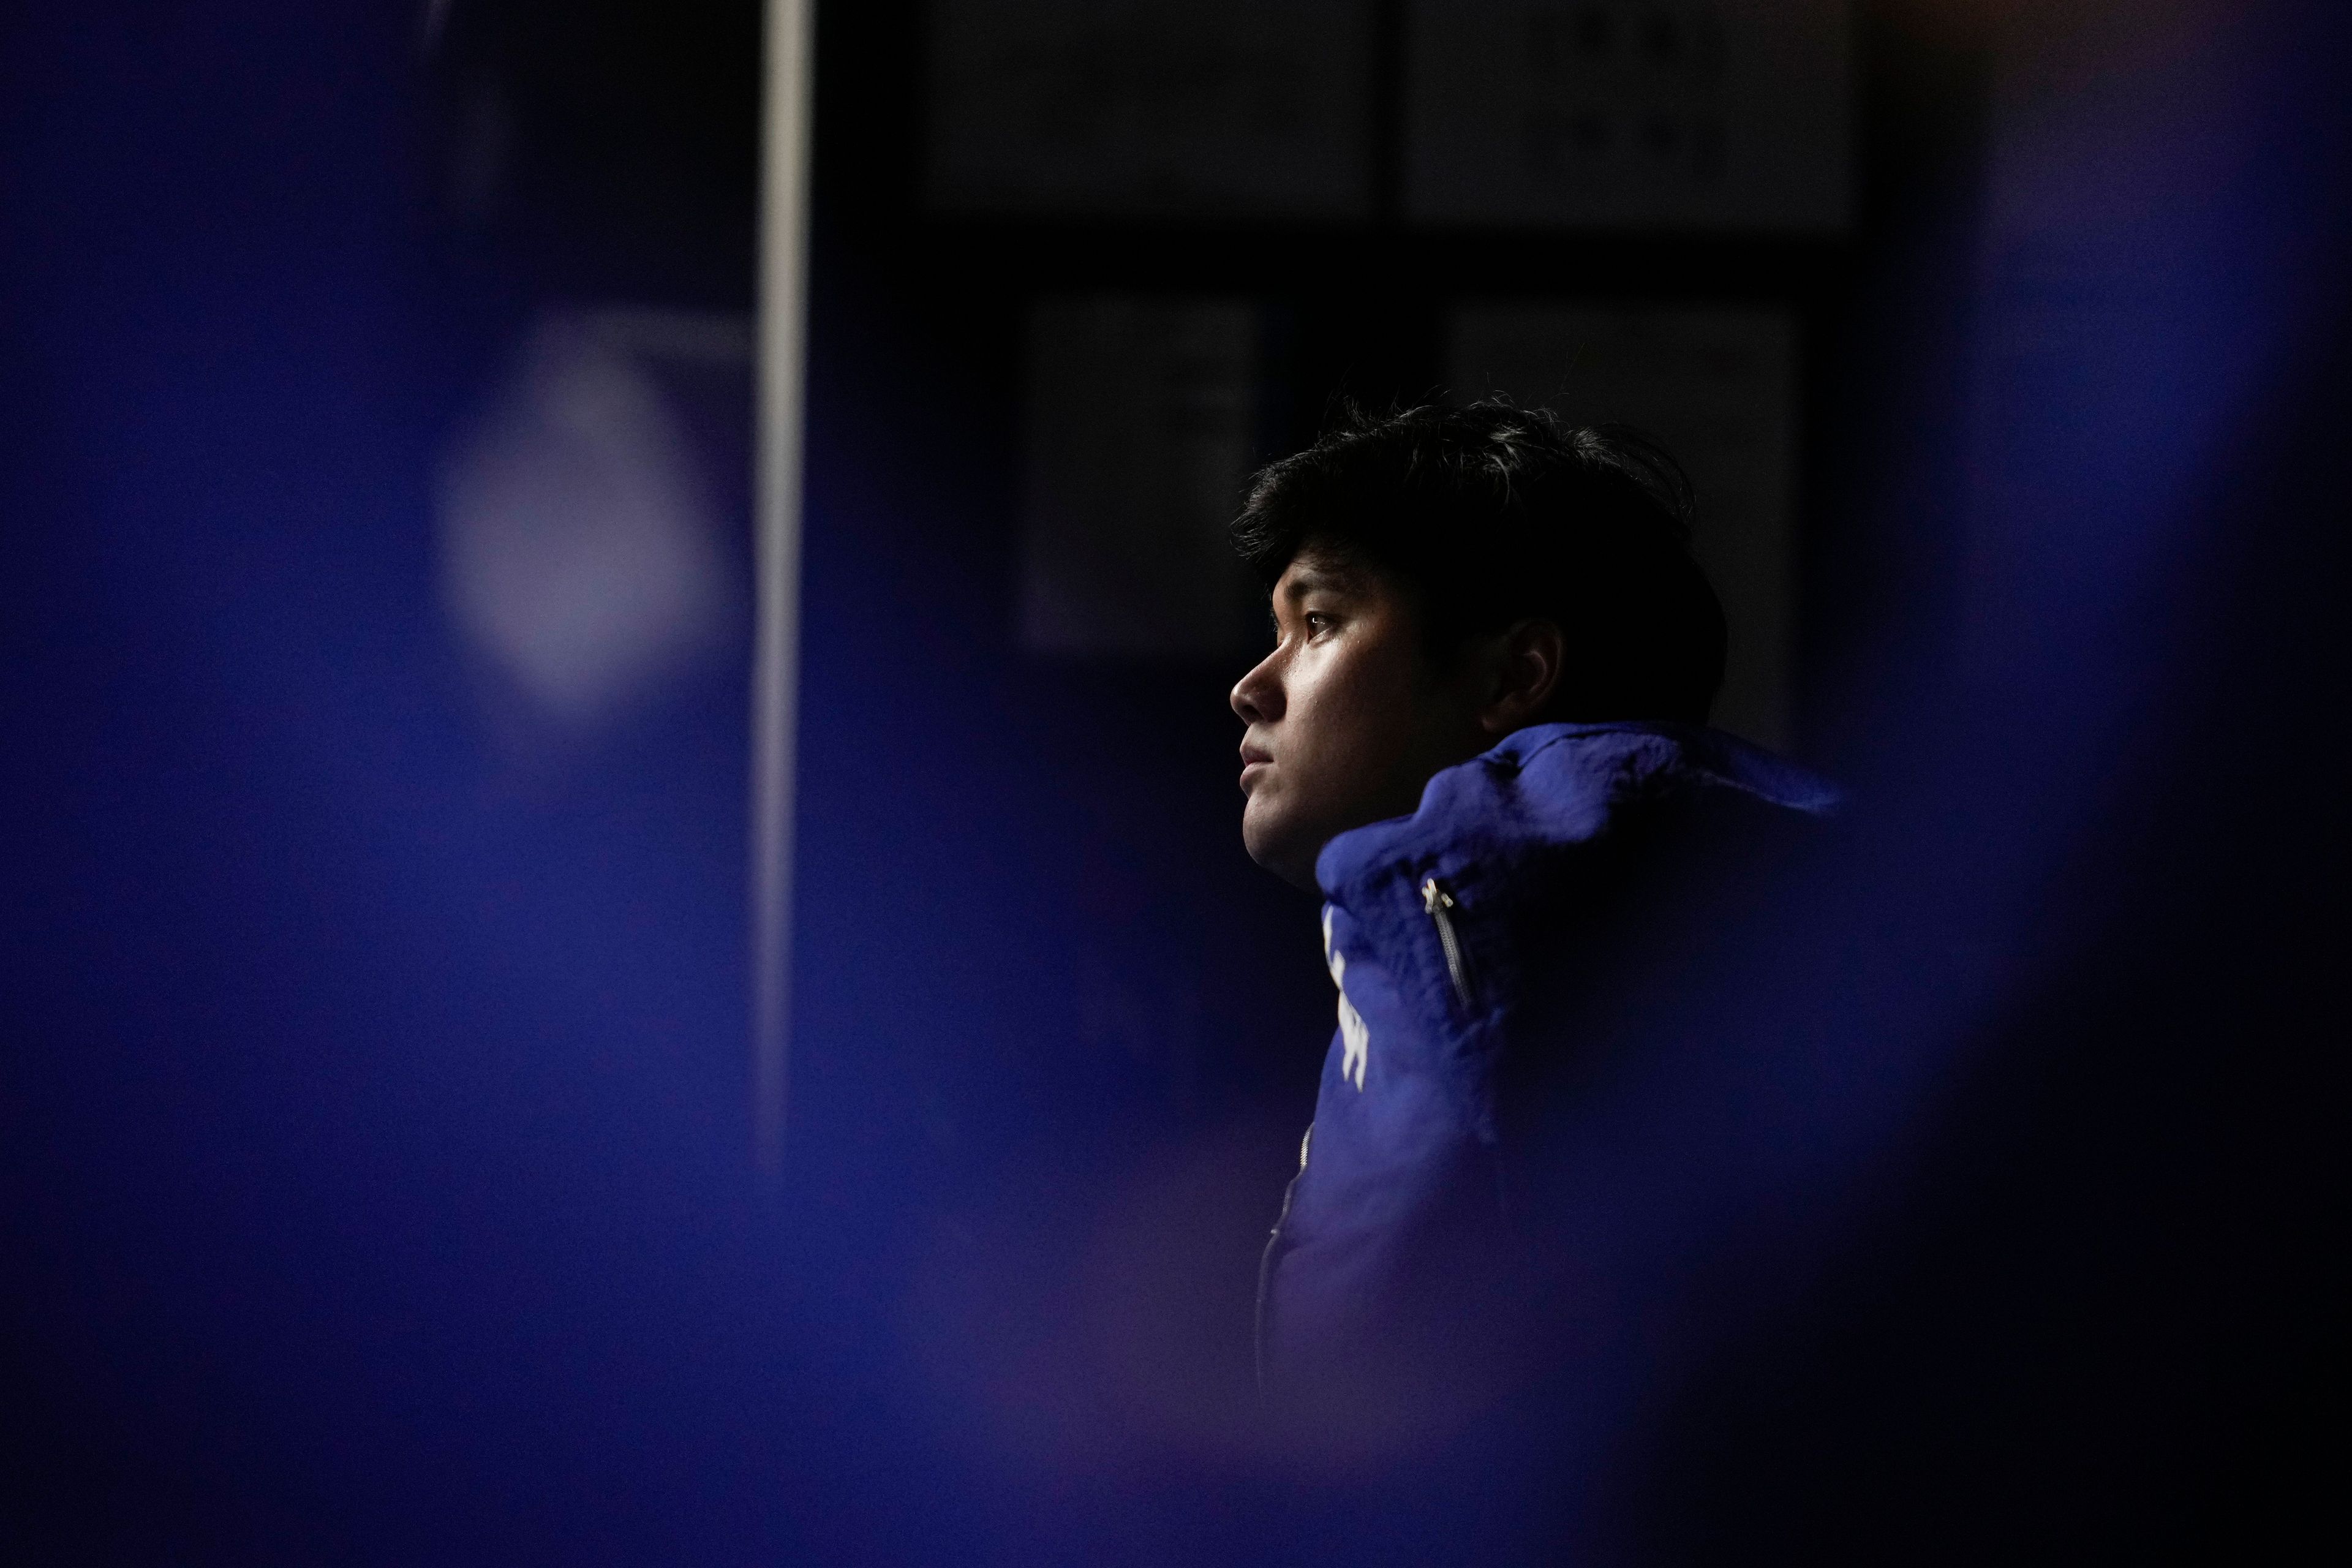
[1278,559,1371,600]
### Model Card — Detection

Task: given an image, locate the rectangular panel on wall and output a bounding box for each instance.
[927,0,1374,219]
[1407,0,1852,231]
[1447,304,1799,747]
[1021,297,1269,658]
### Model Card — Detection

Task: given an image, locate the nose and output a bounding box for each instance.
[1231,646,1284,725]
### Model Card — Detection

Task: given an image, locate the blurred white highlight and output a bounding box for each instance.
[438,308,751,733]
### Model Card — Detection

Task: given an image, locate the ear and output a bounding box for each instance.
[1476,618,1566,734]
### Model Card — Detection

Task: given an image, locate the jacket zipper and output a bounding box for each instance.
[1422,876,1475,1014]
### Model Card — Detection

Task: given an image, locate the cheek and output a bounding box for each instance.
[1317,646,1422,756]
[1286,654,1404,793]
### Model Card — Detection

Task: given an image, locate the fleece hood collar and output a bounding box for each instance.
[1314,722,1842,914]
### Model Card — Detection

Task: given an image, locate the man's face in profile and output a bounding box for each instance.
[1231,548,1491,891]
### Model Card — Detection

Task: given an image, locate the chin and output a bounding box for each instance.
[1239,801,1283,867]
[1239,804,1278,870]
[1242,806,1322,894]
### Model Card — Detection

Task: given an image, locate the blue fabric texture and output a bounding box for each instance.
[1259,722,1842,1406]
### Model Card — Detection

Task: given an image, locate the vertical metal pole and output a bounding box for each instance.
[754,0,815,1177]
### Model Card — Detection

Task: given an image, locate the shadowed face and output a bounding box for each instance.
[1229,548,1495,892]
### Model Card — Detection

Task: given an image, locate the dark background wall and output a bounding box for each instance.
[3,1,2343,1563]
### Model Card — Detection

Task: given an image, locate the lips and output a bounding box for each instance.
[1239,742,1272,791]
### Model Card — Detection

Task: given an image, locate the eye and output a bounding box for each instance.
[1303,611,1335,636]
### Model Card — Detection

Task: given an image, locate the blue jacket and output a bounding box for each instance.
[1257,722,1842,1415]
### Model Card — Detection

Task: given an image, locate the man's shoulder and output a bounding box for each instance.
[1317,722,1841,908]
[1496,721,1842,818]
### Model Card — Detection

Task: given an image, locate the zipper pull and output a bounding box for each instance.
[1420,876,1476,1014]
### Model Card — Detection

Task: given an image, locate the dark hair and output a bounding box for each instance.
[1231,399,1727,725]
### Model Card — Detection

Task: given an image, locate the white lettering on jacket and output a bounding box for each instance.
[1321,905,1370,1091]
